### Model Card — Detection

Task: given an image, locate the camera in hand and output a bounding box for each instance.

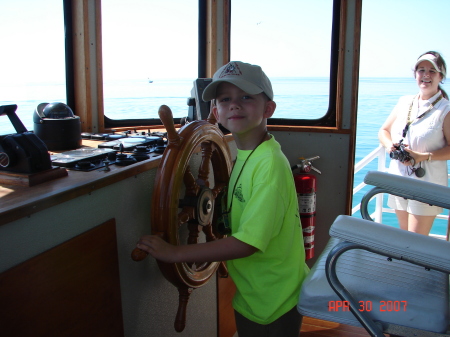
[390,140,411,163]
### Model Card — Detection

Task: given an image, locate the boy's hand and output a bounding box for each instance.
[137,235,178,263]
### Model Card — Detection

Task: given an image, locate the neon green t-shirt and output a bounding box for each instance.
[227,135,309,324]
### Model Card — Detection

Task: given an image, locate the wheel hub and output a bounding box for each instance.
[196,187,214,226]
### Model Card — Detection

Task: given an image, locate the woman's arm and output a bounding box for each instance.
[136,235,258,263]
[378,108,399,151]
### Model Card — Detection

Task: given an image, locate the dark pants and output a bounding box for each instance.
[234,306,302,337]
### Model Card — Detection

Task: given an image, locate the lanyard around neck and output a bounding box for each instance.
[226,132,268,213]
[402,93,443,138]
[217,132,269,235]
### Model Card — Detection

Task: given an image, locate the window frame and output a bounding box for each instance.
[267,0,341,128]
[64,0,75,111]
[65,0,343,132]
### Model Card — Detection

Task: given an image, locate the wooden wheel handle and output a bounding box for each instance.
[131,232,165,261]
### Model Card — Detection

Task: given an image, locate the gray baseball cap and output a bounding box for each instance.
[202,61,274,101]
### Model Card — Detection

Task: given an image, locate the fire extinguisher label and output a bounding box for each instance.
[303,226,315,234]
[297,193,316,213]
[304,235,315,243]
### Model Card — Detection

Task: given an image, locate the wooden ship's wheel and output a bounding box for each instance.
[131,105,232,332]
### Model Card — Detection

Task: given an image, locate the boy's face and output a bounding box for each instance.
[212,82,276,139]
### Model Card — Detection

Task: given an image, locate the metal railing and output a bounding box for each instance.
[352,144,449,239]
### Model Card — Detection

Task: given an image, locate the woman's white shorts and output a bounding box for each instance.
[387,194,443,216]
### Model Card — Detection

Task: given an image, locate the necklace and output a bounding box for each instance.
[402,93,443,138]
[216,132,269,235]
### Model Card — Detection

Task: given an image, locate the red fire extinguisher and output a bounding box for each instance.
[292,156,321,260]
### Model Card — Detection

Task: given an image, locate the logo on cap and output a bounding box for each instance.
[219,62,243,78]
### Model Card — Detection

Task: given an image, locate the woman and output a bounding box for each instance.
[378,51,450,235]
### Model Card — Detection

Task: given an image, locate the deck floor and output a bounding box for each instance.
[230,315,372,337]
[300,316,370,336]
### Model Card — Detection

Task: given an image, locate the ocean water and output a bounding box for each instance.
[1,77,449,235]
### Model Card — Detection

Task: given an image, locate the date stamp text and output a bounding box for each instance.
[328,300,408,312]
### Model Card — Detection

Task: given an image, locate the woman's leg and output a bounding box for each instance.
[395,210,409,231]
[407,214,435,235]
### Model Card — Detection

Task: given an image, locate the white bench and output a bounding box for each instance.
[298,171,450,336]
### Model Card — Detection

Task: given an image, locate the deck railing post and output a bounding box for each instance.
[374,146,387,223]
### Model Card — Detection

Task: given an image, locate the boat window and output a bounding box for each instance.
[230,0,336,126]
[0,0,66,135]
[101,0,198,127]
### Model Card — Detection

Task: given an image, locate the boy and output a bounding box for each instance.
[137,61,309,337]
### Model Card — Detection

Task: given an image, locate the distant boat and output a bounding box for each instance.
[148,78,153,83]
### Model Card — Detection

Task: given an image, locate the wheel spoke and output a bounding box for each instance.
[211,182,226,199]
[197,141,213,187]
[202,224,217,242]
[177,207,194,227]
[183,165,199,196]
[187,222,200,245]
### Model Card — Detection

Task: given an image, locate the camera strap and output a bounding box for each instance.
[407,162,426,178]
[402,93,443,138]
[398,93,443,178]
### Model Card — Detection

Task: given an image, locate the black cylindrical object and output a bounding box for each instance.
[33,102,81,151]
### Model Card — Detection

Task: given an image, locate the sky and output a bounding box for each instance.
[358,0,450,78]
[1,0,450,84]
